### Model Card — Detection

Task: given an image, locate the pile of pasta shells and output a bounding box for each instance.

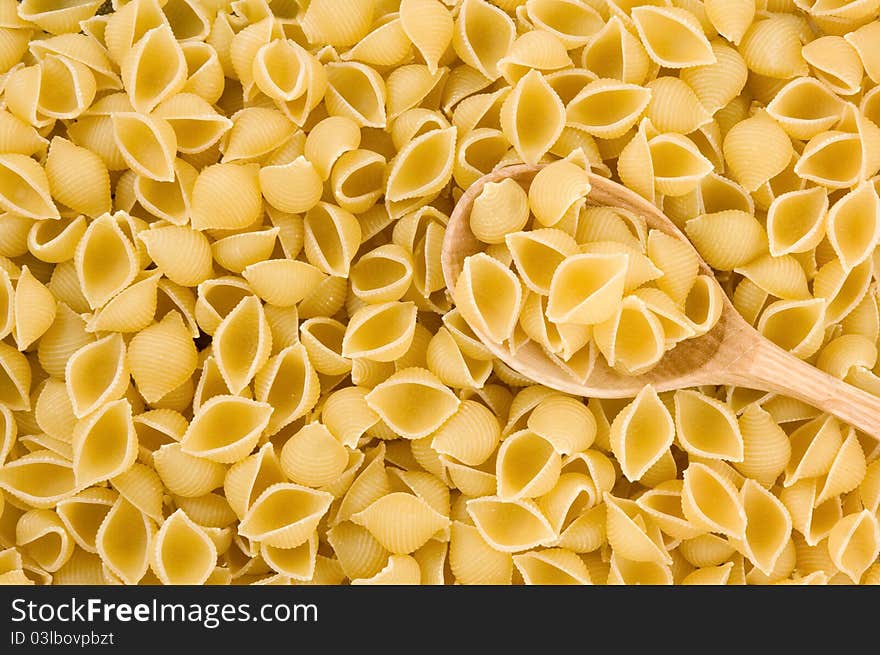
[2,0,880,586]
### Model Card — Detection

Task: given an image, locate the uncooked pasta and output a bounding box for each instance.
[2,0,880,587]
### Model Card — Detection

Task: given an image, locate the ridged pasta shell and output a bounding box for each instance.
[582,15,650,85]
[128,312,198,404]
[757,298,827,360]
[258,155,323,214]
[330,148,386,214]
[27,214,86,264]
[152,92,232,155]
[55,488,116,553]
[303,202,362,278]
[722,110,793,193]
[15,508,75,572]
[0,153,59,219]
[646,77,711,135]
[826,183,880,271]
[111,462,163,523]
[221,107,295,164]
[251,38,310,102]
[425,326,493,389]
[795,130,863,190]
[452,0,515,80]
[734,253,810,301]
[430,399,500,466]
[149,509,216,585]
[211,227,278,275]
[604,493,671,564]
[526,395,595,456]
[631,6,716,68]
[300,317,350,375]
[467,495,555,552]
[65,333,128,418]
[254,343,321,436]
[738,14,809,79]
[766,186,828,257]
[815,432,866,505]
[546,252,628,325]
[223,443,286,521]
[72,398,137,487]
[279,422,349,488]
[242,260,325,308]
[35,302,90,378]
[352,491,450,555]
[449,520,513,584]
[529,160,590,228]
[342,301,417,362]
[496,429,561,500]
[45,136,110,218]
[400,0,453,74]
[182,394,272,464]
[681,462,747,538]
[189,162,262,230]
[827,510,880,583]
[802,35,863,96]
[94,496,154,585]
[111,112,177,182]
[386,126,456,203]
[120,25,185,114]
[674,390,744,462]
[139,224,213,287]
[845,20,880,83]
[320,386,378,449]
[212,295,272,394]
[13,265,56,351]
[766,77,843,141]
[679,42,748,116]
[648,132,714,197]
[513,547,592,584]
[814,257,872,325]
[341,16,413,68]
[365,367,460,439]
[133,158,197,225]
[500,70,564,166]
[609,385,675,482]
[567,78,651,139]
[349,243,413,304]
[685,210,767,271]
[239,482,333,548]
[454,252,522,343]
[325,61,387,128]
[153,440,226,498]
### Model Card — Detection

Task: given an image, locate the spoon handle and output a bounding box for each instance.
[721,336,880,440]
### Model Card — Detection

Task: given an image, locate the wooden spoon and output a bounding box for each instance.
[441,164,880,439]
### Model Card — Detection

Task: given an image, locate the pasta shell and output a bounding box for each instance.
[609,385,675,482]
[593,295,666,375]
[737,479,792,575]
[211,227,278,275]
[802,35,863,97]
[766,77,844,141]
[685,210,767,271]
[72,398,137,487]
[221,107,295,164]
[300,0,374,48]
[449,520,512,584]
[704,0,754,45]
[757,298,827,360]
[467,496,555,552]
[722,110,793,194]
[150,509,216,585]
[528,160,590,227]
[814,257,873,325]
[497,29,571,83]
[827,183,880,271]
[400,0,453,74]
[304,202,362,278]
[631,6,715,68]
[508,228,578,293]
[95,497,153,585]
[524,0,603,49]
[325,61,387,128]
[36,302,90,379]
[365,367,459,439]
[500,70,564,166]
[14,509,74,572]
[646,77,711,135]
[138,225,213,288]
[128,312,198,404]
[526,395,595,456]
[238,482,333,548]
[181,394,270,465]
[190,163,262,231]
[452,0,515,80]
[568,77,654,142]
[454,253,522,344]
[341,16,413,68]
[738,14,809,79]
[496,429,561,500]
[27,214,86,264]
[280,422,349,488]
[251,38,311,102]
[784,414,844,487]
[326,520,390,580]
[733,253,810,301]
[513,548,592,584]
[223,443,286,521]
[795,130,864,189]
[674,390,744,462]
[55,488,116,553]
[259,156,323,215]
[648,132,714,197]
[153,441,225,498]
[466,177,528,246]
[65,334,128,418]
[845,20,880,84]
[342,301,417,362]
[351,554,422,585]
[766,186,828,257]
[304,116,361,182]
[241,260,324,308]
[120,25,185,114]
[179,40,223,104]
[134,158,197,226]
[681,462,747,538]
[111,112,177,182]
[386,126,456,203]
[581,15,650,85]
[679,42,748,117]
[330,148,386,214]
[213,295,272,394]
[260,533,317,581]
[604,494,671,564]
[44,136,110,218]
[153,92,232,154]
[0,153,59,219]
[426,326,493,389]
[827,510,880,583]
[111,462,163,522]
[13,265,56,351]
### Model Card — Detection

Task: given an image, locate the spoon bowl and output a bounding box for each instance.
[441,164,880,439]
